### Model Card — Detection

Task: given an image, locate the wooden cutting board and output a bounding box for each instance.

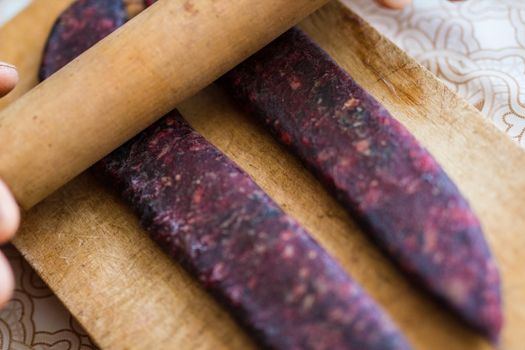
[1,1,524,349]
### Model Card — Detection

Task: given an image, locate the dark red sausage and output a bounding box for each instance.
[39,0,126,80]
[96,113,411,350]
[40,1,412,349]
[220,28,502,340]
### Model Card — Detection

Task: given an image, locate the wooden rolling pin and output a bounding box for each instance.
[0,0,328,210]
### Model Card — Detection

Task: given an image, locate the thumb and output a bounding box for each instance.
[0,62,19,98]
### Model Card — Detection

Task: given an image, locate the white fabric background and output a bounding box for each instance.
[1,0,524,348]
[344,0,525,147]
[0,0,29,25]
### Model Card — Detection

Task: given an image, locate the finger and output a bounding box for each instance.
[376,0,412,9]
[0,62,19,98]
[0,252,14,307]
[0,179,20,244]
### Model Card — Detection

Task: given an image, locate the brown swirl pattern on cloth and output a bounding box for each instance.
[344,0,525,147]
[0,245,98,349]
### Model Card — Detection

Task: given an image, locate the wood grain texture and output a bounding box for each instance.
[2,1,524,349]
[0,0,328,209]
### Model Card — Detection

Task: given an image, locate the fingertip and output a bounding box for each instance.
[377,0,412,9]
[0,252,14,307]
[0,62,19,97]
[0,180,20,244]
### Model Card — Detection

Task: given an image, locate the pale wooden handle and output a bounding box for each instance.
[0,0,328,209]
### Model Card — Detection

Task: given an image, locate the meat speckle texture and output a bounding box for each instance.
[96,114,411,350]
[221,28,503,340]
[39,1,413,349]
[39,0,126,80]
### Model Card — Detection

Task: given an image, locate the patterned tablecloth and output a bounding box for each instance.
[345,0,525,147]
[0,0,523,348]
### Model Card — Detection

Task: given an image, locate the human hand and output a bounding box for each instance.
[376,0,412,9]
[0,62,21,307]
[377,0,462,9]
